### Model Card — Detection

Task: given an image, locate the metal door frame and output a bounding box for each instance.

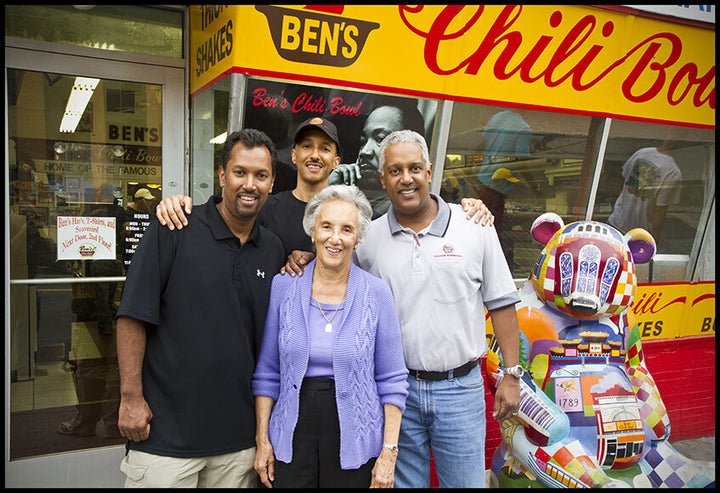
[4,38,187,488]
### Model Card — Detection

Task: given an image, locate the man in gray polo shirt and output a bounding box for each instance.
[352,129,522,488]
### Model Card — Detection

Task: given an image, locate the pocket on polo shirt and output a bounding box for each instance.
[431,257,473,304]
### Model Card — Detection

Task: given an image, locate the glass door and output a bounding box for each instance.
[5,47,184,466]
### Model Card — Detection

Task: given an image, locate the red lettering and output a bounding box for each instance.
[469,6,520,78]
[621,35,681,103]
[328,96,363,116]
[398,5,715,111]
[279,91,289,109]
[669,64,716,109]
[692,293,715,306]
[251,87,289,109]
[544,16,615,89]
[509,10,564,84]
[291,92,326,113]
[398,5,485,76]
[252,87,268,106]
[668,64,697,105]
[630,291,686,316]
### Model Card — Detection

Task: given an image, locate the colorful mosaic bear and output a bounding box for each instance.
[485,212,715,488]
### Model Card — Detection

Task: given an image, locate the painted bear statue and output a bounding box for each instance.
[485,212,715,488]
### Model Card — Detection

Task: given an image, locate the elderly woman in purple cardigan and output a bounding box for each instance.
[252,185,408,488]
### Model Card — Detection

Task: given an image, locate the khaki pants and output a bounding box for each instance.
[121,448,258,488]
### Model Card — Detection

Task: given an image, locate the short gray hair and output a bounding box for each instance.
[377,129,432,175]
[303,185,373,243]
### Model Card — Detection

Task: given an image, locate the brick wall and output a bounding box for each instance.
[640,335,716,441]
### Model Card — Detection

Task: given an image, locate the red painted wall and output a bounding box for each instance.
[429,335,715,487]
[639,336,716,441]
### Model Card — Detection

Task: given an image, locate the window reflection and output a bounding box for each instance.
[7,68,162,459]
[441,103,595,278]
[593,120,715,282]
[441,103,714,282]
[593,121,714,258]
[189,76,229,204]
[5,5,183,58]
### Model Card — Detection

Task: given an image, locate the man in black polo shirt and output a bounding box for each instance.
[115,129,284,488]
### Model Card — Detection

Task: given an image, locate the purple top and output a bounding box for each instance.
[305,298,341,378]
[252,260,408,469]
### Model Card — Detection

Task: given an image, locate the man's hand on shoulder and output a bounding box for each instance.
[461,198,494,226]
[281,250,315,277]
[156,195,193,230]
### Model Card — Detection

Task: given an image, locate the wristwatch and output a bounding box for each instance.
[383,443,399,455]
[505,365,525,379]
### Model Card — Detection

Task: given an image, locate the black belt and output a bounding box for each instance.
[408,359,478,381]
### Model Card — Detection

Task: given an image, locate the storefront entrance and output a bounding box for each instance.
[5,42,185,487]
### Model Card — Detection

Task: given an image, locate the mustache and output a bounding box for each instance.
[235,190,259,198]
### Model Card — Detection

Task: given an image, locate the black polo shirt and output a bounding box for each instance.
[117,195,284,458]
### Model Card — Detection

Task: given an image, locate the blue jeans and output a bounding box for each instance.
[395,365,487,488]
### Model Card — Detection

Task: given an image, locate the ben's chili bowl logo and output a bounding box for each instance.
[255,5,379,67]
[78,244,97,258]
[435,243,462,259]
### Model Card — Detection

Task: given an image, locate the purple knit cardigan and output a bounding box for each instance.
[252,260,409,470]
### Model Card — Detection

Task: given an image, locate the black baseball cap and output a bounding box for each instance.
[293,117,341,157]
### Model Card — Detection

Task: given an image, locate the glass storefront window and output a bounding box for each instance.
[189,75,230,204]
[5,5,184,58]
[441,103,597,278]
[592,121,715,281]
[7,68,163,459]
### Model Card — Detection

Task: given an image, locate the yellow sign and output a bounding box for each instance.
[628,281,716,340]
[190,5,715,128]
[486,281,715,341]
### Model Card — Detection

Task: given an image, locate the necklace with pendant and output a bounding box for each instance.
[317,299,343,333]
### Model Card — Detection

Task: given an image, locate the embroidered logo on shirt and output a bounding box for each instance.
[256,269,266,279]
[434,243,462,260]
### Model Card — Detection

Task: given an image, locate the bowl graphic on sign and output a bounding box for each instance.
[256,5,379,67]
[78,244,97,258]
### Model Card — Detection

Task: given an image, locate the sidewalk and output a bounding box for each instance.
[671,436,715,461]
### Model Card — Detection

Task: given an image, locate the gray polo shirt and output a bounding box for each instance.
[355,194,519,372]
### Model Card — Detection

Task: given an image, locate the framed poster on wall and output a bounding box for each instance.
[243,78,438,217]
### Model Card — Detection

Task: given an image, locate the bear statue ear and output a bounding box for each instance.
[531,212,564,245]
[625,228,656,264]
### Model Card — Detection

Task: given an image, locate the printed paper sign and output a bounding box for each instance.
[57,216,117,261]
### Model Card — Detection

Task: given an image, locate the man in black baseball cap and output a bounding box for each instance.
[240,116,341,258]
[293,117,342,158]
